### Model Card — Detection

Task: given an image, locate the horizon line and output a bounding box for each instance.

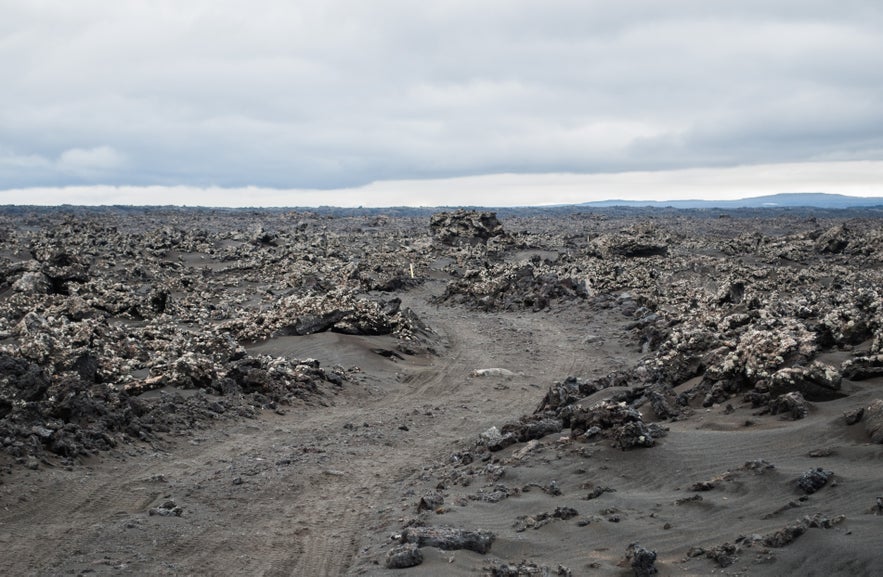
[1,161,882,208]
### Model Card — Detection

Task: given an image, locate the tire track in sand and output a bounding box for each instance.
[287,472,368,577]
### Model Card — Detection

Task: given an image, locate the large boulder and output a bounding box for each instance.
[11,271,50,294]
[567,400,666,450]
[439,263,588,311]
[429,210,506,246]
[768,362,842,401]
[589,225,670,258]
[815,224,850,254]
[770,391,809,420]
[400,525,495,554]
[501,416,563,443]
[842,355,883,381]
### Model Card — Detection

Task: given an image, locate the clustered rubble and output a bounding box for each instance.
[0,208,434,463]
[482,216,883,444]
[377,209,883,572]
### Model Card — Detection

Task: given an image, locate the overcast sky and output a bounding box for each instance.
[2,0,882,206]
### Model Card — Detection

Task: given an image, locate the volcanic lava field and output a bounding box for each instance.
[1,205,882,576]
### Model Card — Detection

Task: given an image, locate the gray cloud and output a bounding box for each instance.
[1,0,882,195]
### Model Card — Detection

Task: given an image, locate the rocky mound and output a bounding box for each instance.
[430,209,507,246]
[0,208,439,465]
[437,263,589,311]
[588,223,672,258]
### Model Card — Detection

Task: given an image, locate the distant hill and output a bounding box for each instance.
[3,192,883,215]
[579,193,883,209]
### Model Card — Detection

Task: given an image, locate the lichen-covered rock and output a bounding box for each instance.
[569,400,643,436]
[816,288,880,347]
[438,263,588,311]
[400,525,495,554]
[513,507,578,532]
[218,292,428,342]
[842,355,883,381]
[480,426,517,452]
[715,278,747,306]
[501,416,563,443]
[589,225,670,259]
[761,513,844,548]
[625,543,658,577]
[763,522,807,547]
[769,361,843,401]
[3,206,883,477]
[797,468,833,494]
[725,323,818,384]
[706,542,739,568]
[770,391,809,420]
[11,271,50,294]
[647,388,683,420]
[769,362,842,401]
[417,492,444,513]
[563,398,665,451]
[611,421,657,449]
[702,380,742,407]
[535,376,600,413]
[430,210,506,246]
[166,352,218,389]
[815,223,850,254]
[385,543,423,569]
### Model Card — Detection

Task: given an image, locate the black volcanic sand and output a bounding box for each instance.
[0,206,882,576]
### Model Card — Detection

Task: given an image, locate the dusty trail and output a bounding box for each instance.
[0,282,629,576]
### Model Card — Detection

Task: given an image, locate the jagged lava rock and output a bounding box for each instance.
[770,391,810,420]
[842,355,883,381]
[625,543,658,577]
[385,543,423,569]
[589,225,670,258]
[430,209,506,246]
[400,525,495,554]
[769,362,843,401]
[798,468,833,494]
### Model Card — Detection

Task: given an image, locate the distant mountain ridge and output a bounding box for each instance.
[579,192,883,209]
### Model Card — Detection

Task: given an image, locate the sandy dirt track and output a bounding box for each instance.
[0,283,636,576]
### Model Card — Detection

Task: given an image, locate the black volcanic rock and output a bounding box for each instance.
[815,223,850,254]
[770,391,809,420]
[438,263,588,311]
[385,543,423,569]
[588,225,670,258]
[625,543,658,577]
[797,468,833,494]
[430,209,506,246]
[769,363,843,401]
[842,355,883,381]
[400,525,495,554]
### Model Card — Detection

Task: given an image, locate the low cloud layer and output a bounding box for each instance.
[3,161,881,208]
[2,1,882,203]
